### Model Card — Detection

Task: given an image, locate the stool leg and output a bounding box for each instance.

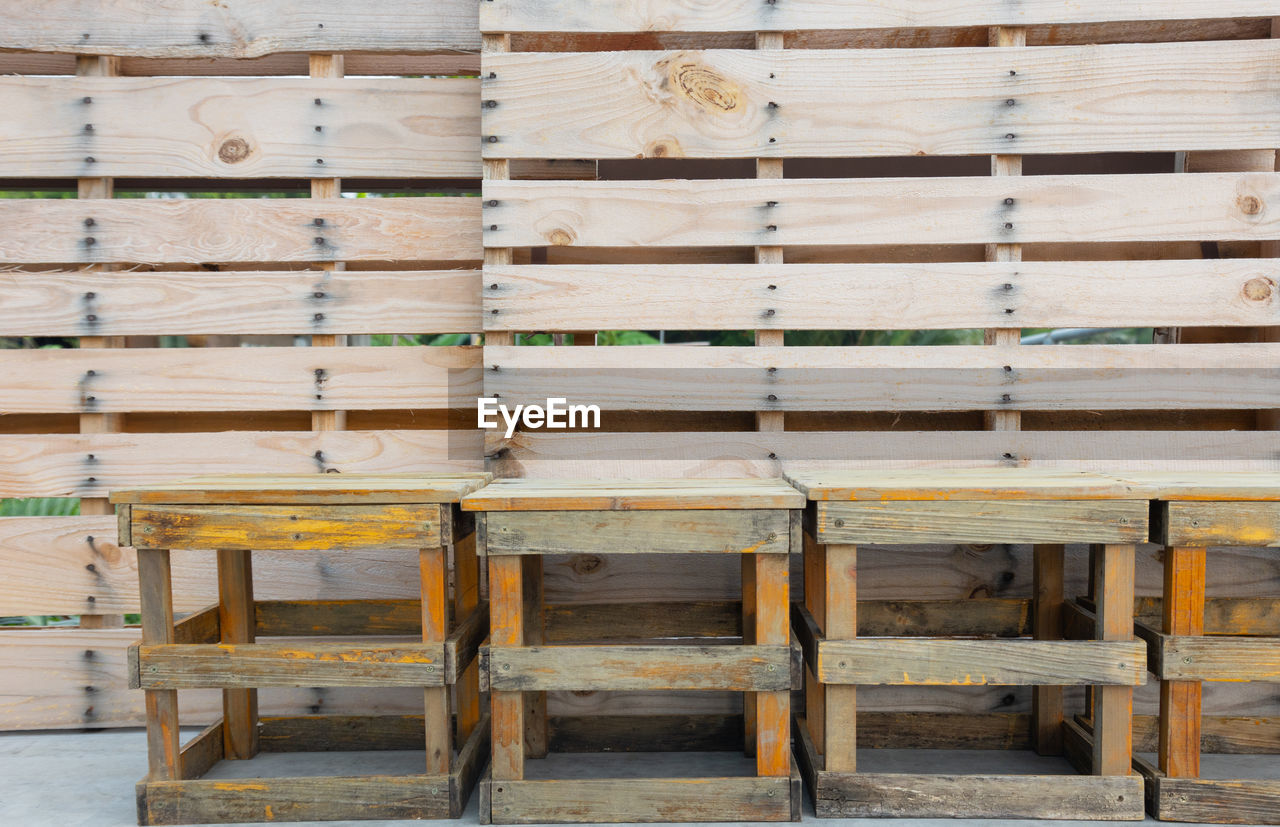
[138,548,181,779]
[490,556,525,781]
[824,544,857,772]
[755,553,789,776]
[454,531,482,744]
[522,555,548,759]
[217,548,257,761]
[742,554,758,757]
[1032,543,1065,755]
[1092,543,1135,777]
[421,546,451,774]
[803,534,826,754]
[1159,546,1205,778]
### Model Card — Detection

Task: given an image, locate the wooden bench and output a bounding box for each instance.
[462,478,805,823]
[113,473,491,825]
[1121,473,1280,824]
[786,469,1148,820]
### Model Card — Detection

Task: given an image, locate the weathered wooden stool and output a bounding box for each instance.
[113,473,492,825]
[1127,473,1280,823]
[462,478,804,823]
[787,469,1148,820]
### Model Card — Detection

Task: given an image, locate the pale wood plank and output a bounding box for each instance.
[484,42,1280,159]
[1159,636,1280,681]
[481,510,791,555]
[484,644,793,691]
[3,0,480,56]
[486,776,794,824]
[483,260,1280,331]
[0,198,479,264]
[1,346,479,414]
[463,478,804,511]
[0,77,478,178]
[483,173,1280,248]
[114,472,489,505]
[815,500,1147,545]
[482,0,1277,32]
[138,642,448,688]
[0,270,481,337]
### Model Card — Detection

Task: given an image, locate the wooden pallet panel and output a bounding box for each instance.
[1,0,480,56]
[484,173,1280,248]
[482,0,1276,32]
[0,197,479,264]
[0,77,478,178]
[484,42,1280,159]
[484,260,1280,331]
[484,343,1280,412]
[0,270,481,337]
[0,346,479,413]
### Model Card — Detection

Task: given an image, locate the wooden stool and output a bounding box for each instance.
[1128,473,1280,823]
[462,479,804,823]
[787,469,1148,820]
[113,473,491,825]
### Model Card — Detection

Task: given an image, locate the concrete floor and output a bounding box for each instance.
[1,729,1274,827]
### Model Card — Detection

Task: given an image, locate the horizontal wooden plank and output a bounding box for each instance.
[482,644,793,691]
[0,629,428,730]
[811,770,1145,819]
[138,642,447,689]
[485,343,1280,412]
[464,478,803,511]
[482,0,1275,32]
[1161,502,1280,546]
[815,500,1147,544]
[0,270,481,337]
[484,260,1280,331]
[0,198,479,264]
[481,509,791,555]
[3,0,479,56]
[130,504,443,551]
[115,473,489,505]
[0,77,477,178]
[0,431,482,500]
[141,775,454,825]
[1151,777,1280,824]
[0,346,480,413]
[483,173,1280,248]
[485,42,1280,159]
[0,52,481,77]
[1125,472,1280,502]
[494,431,1280,478]
[792,469,1142,501]
[1159,635,1280,682]
[486,776,794,824]
[817,639,1146,686]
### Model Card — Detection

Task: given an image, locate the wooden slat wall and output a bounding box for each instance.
[0,4,483,730]
[480,1,1280,726]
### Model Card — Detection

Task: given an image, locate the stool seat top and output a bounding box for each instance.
[786,469,1142,501]
[462,478,805,511]
[110,473,493,505]
[1116,472,1280,502]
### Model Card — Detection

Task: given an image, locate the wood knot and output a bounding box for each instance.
[663,59,740,113]
[570,554,603,575]
[1238,195,1263,216]
[644,138,682,158]
[217,137,251,164]
[546,228,576,246]
[1242,277,1274,302]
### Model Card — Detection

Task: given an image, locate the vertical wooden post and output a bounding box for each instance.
[483,33,515,353]
[454,530,482,743]
[77,54,125,631]
[521,555,548,758]
[138,548,181,779]
[742,553,758,756]
[803,531,826,753]
[1159,546,1206,777]
[1032,543,1065,754]
[217,549,258,760]
[985,26,1024,433]
[489,554,525,781]
[755,552,790,776]
[1092,543,1135,777]
[824,544,857,771]
[310,53,347,433]
[421,546,452,774]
